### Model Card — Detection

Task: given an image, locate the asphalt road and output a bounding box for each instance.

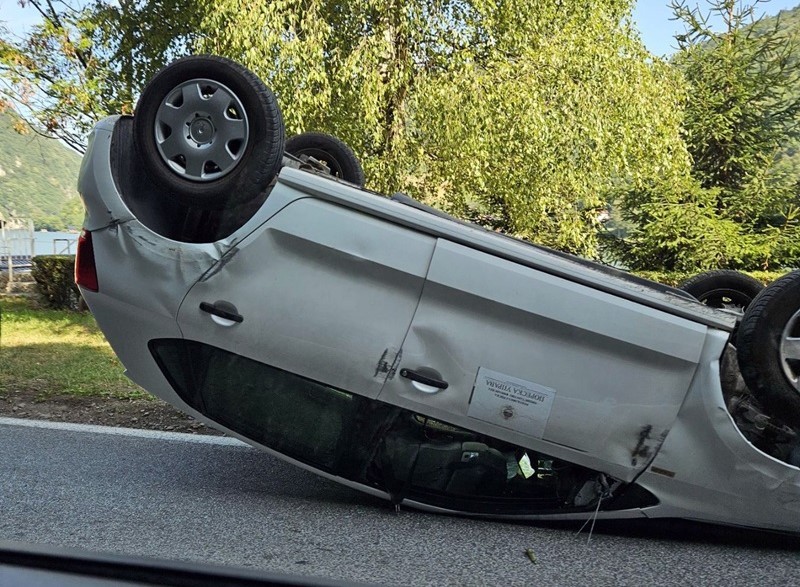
[1,418,798,587]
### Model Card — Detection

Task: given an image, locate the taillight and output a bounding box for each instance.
[75,229,98,292]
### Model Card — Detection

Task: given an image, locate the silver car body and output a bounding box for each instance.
[79,116,800,532]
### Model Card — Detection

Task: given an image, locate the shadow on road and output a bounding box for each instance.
[529,518,800,550]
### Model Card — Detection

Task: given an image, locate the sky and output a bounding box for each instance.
[0,1,40,35]
[1,0,800,55]
[634,0,800,55]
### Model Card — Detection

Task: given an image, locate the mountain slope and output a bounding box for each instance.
[0,112,82,230]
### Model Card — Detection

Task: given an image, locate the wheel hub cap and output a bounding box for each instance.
[153,78,249,182]
[189,117,215,145]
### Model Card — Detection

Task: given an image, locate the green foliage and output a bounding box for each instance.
[199,0,690,257]
[0,0,201,152]
[9,0,798,270]
[604,174,800,271]
[31,254,81,310]
[0,112,82,230]
[677,4,800,196]
[611,0,800,271]
[764,4,800,214]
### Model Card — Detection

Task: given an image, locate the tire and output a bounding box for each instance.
[285,131,365,186]
[134,55,285,210]
[678,270,764,314]
[736,270,800,422]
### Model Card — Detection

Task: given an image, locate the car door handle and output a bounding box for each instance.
[400,368,448,390]
[199,302,243,323]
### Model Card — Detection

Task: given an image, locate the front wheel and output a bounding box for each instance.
[737,270,800,422]
[134,55,285,210]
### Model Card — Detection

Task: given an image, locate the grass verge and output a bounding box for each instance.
[0,295,148,400]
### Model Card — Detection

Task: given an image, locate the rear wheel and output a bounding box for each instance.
[737,270,800,422]
[678,270,763,315]
[285,131,365,186]
[134,55,285,210]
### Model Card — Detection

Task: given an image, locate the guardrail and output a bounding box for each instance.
[52,238,75,255]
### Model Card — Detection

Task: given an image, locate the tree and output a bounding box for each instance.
[609,0,800,271]
[0,0,201,152]
[2,0,693,258]
[199,0,689,257]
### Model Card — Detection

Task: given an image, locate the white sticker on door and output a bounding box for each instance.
[468,367,555,438]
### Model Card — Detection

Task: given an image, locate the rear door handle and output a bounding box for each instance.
[199,301,243,323]
[400,368,448,391]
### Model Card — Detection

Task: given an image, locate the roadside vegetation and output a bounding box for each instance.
[606,0,800,272]
[3,0,799,271]
[0,295,146,400]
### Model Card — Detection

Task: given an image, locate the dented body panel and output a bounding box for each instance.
[377,238,712,482]
[178,196,437,400]
[77,116,800,533]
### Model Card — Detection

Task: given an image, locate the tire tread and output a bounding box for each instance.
[134,55,285,210]
[737,270,800,421]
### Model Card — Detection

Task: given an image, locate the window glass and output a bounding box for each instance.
[151,339,363,471]
[150,339,656,514]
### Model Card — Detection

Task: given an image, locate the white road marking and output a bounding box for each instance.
[0,417,248,446]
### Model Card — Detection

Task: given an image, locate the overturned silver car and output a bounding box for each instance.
[76,56,800,533]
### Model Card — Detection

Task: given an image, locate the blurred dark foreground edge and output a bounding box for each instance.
[0,541,375,587]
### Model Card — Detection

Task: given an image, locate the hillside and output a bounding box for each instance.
[0,112,83,230]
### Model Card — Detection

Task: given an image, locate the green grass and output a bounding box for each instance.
[0,296,149,399]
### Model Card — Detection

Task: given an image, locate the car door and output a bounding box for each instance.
[177,195,436,400]
[378,239,710,481]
